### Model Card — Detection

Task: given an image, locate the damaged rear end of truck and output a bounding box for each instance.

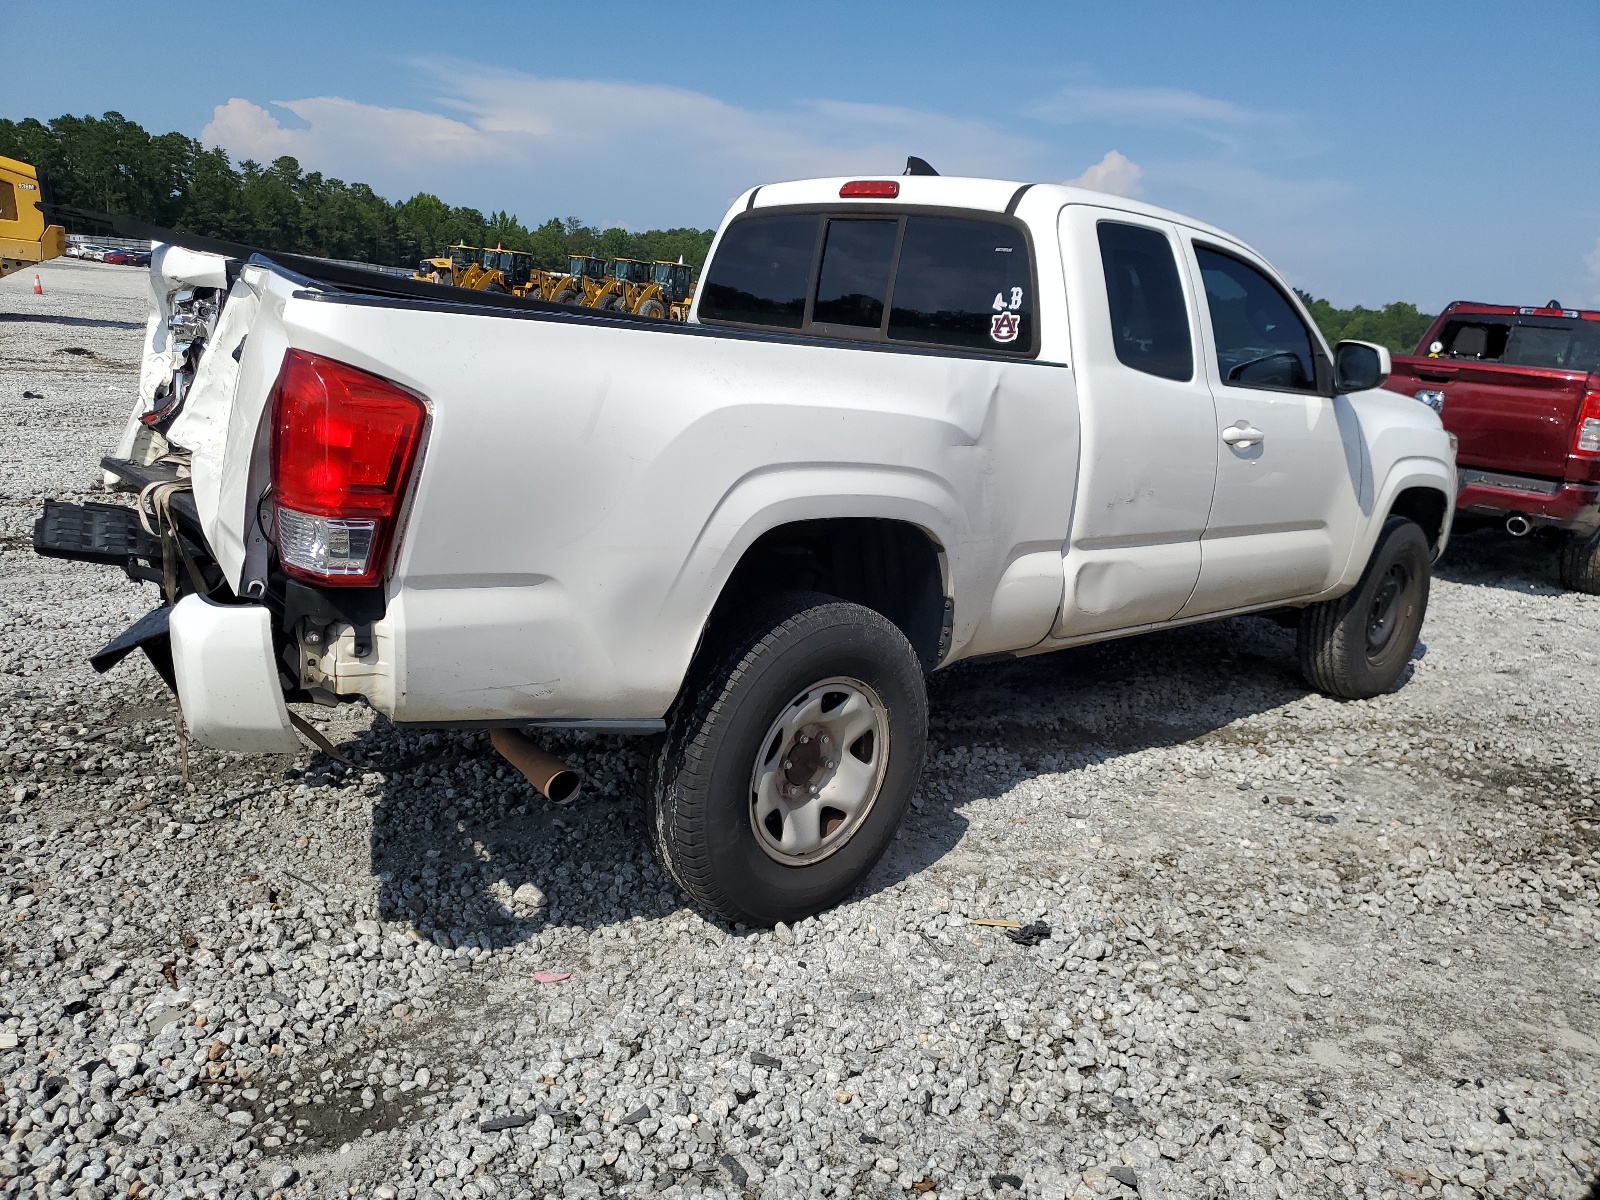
[34,242,592,757]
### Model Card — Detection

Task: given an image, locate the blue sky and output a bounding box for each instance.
[5,0,1599,311]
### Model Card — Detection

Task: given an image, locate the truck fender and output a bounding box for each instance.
[662,463,962,644]
[1337,456,1456,589]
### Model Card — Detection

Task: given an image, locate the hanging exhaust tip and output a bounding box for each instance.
[1505,514,1533,537]
[490,728,582,805]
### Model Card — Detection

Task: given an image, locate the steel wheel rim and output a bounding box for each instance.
[1366,564,1408,654]
[749,676,889,866]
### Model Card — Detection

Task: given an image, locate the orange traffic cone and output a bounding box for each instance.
[32,274,43,295]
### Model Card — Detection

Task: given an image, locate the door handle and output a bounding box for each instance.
[1222,423,1265,448]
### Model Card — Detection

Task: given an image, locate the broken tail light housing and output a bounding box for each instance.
[839,180,899,198]
[1574,386,1600,457]
[269,350,427,586]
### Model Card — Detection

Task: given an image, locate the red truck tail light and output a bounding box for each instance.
[840,180,899,198]
[1574,386,1600,457]
[269,350,426,587]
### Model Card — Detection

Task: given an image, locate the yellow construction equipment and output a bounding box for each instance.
[0,156,66,281]
[634,259,695,320]
[595,257,653,312]
[413,244,486,287]
[549,254,612,307]
[476,247,544,296]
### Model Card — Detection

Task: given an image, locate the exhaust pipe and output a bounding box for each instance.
[1505,514,1533,537]
[490,728,581,805]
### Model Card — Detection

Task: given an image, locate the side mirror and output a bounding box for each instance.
[1334,339,1391,393]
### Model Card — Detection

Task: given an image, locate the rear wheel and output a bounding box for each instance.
[593,292,620,312]
[638,298,667,319]
[1298,516,1430,699]
[1558,528,1600,594]
[553,286,580,306]
[650,593,927,926]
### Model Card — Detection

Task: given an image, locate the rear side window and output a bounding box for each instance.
[0,181,16,223]
[1195,246,1318,392]
[700,210,1036,355]
[698,214,818,329]
[1435,317,1512,360]
[813,219,897,328]
[890,217,1033,351]
[1096,222,1193,382]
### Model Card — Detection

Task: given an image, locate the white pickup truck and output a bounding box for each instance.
[36,167,1455,926]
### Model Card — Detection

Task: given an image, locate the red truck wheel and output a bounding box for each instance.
[649,592,927,927]
[1298,516,1431,700]
[1558,530,1600,594]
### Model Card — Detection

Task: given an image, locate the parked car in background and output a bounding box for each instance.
[102,248,139,265]
[1387,301,1600,591]
[36,170,1455,925]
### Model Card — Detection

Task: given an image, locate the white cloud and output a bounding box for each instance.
[1065,150,1144,197]
[1028,85,1272,128]
[205,96,493,171]
[200,67,1047,229]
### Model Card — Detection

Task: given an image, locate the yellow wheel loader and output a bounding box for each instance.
[0,157,66,281]
[633,259,694,320]
[413,243,486,287]
[549,254,611,307]
[595,257,653,313]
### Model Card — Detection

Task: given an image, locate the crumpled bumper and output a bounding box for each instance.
[169,595,300,754]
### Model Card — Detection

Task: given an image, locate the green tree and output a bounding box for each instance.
[1295,290,1436,355]
[0,107,730,282]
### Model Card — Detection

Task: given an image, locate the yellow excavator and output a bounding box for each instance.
[1,156,66,281]
[634,259,694,320]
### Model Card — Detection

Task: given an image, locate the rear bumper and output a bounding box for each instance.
[169,595,301,754]
[1456,468,1600,533]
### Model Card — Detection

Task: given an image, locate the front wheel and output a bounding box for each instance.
[1558,528,1600,594]
[650,593,927,926]
[1298,516,1430,699]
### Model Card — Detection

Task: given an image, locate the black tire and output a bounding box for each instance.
[1558,529,1600,594]
[650,592,927,926]
[638,298,667,319]
[553,286,579,306]
[593,293,621,312]
[483,281,508,294]
[1298,516,1430,699]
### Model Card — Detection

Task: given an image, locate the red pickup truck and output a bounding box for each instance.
[1386,300,1600,592]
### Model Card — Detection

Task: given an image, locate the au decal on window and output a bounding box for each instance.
[990,287,1024,342]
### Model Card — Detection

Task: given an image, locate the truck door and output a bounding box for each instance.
[1176,238,1361,616]
[1052,207,1218,638]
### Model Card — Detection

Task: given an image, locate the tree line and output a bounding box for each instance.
[1295,290,1435,355]
[0,111,715,272]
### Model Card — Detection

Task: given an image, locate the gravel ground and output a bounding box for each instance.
[1,258,1597,1200]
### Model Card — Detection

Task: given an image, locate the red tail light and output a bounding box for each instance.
[1574,386,1600,458]
[840,180,899,198]
[269,350,426,587]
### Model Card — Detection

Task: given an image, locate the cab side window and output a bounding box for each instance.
[1096,222,1193,382]
[698,214,819,329]
[1195,246,1318,392]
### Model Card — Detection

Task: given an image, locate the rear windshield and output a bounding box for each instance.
[699,210,1035,354]
[1432,315,1600,372]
